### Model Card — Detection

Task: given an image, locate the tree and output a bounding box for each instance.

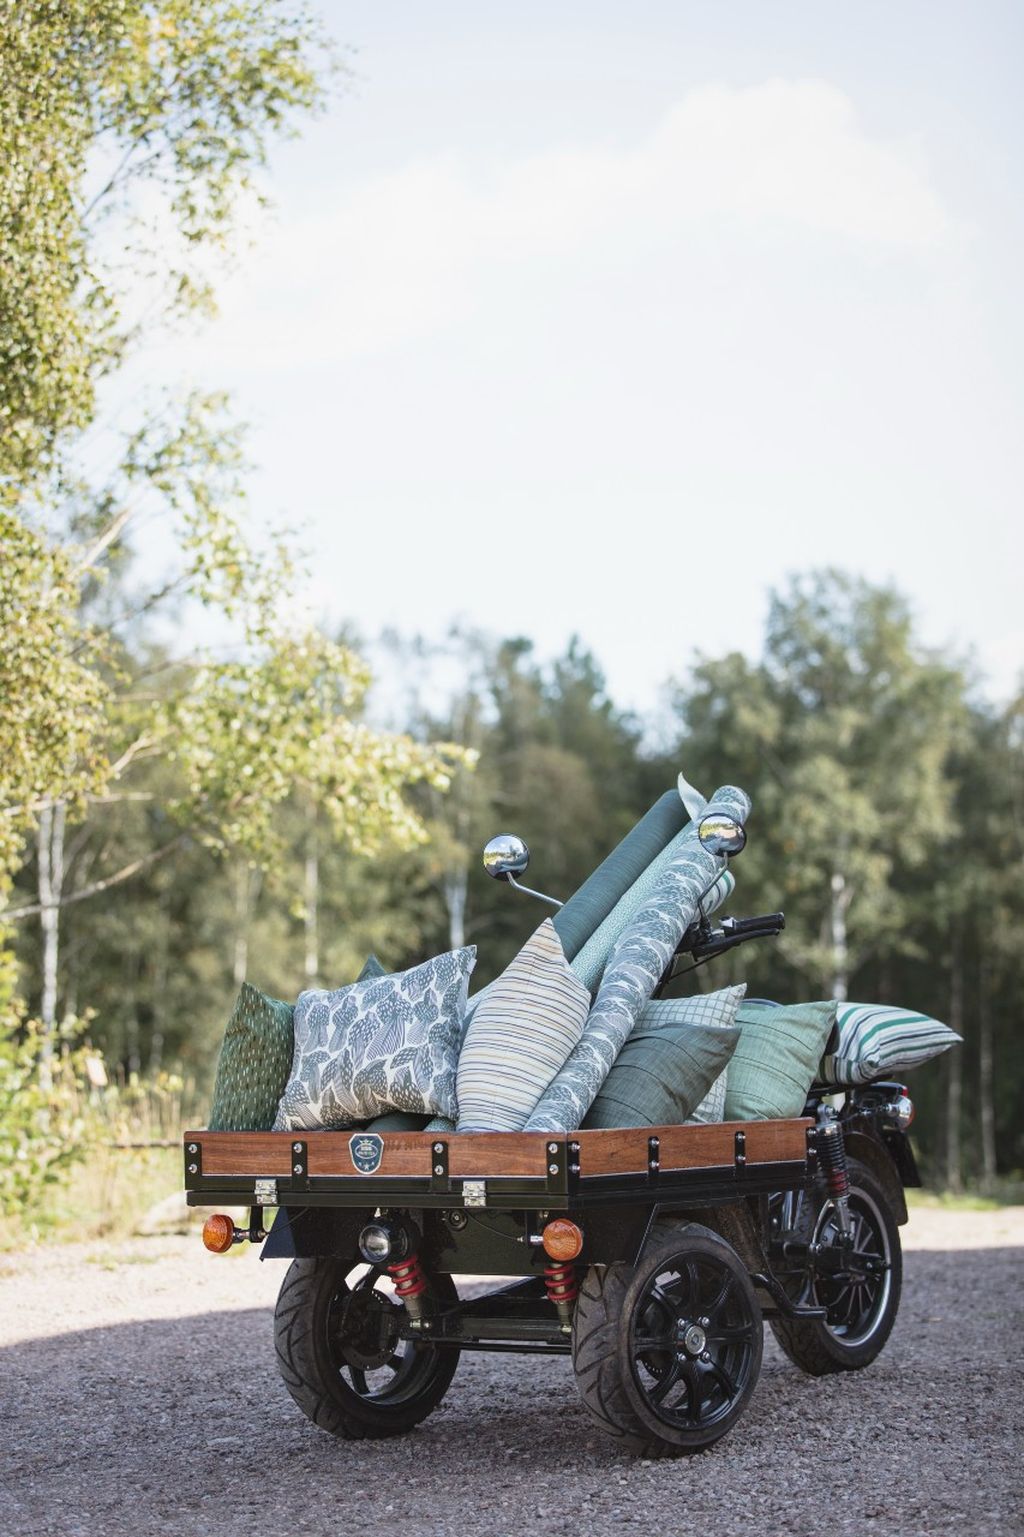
[1,0,330,499]
[0,4,479,1085]
[669,570,968,999]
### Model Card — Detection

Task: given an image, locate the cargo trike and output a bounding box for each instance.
[184,788,921,1457]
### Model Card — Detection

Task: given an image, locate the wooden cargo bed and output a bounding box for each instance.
[184,1118,816,1212]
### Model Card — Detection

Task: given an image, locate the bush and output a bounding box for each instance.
[0,1017,95,1220]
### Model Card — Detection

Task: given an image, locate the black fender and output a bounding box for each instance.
[261,1204,373,1261]
[843,1128,909,1226]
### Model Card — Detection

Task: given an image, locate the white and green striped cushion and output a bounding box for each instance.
[456,919,590,1132]
[819,1002,961,1086]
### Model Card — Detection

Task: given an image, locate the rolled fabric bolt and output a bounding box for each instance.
[524,786,752,1134]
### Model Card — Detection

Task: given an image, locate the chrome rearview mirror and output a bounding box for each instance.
[483,834,531,880]
[482,834,563,909]
[698,813,747,858]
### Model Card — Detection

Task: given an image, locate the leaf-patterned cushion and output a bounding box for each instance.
[272,947,476,1131]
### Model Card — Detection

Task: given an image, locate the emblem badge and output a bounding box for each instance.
[348,1132,384,1175]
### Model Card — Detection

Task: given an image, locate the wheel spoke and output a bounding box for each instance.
[646,1281,682,1322]
[707,1357,738,1403]
[705,1269,734,1321]
[648,1357,684,1403]
[707,1323,753,1345]
[681,1359,705,1423]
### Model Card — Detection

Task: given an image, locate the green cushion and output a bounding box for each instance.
[552,789,687,961]
[208,983,295,1132]
[724,1000,837,1121]
[582,993,742,1130]
[366,1111,431,1131]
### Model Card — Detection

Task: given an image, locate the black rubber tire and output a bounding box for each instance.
[274,1256,459,1439]
[572,1224,763,1457]
[769,1157,902,1375]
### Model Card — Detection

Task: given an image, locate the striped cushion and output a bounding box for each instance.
[456,920,590,1132]
[819,1002,961,1086]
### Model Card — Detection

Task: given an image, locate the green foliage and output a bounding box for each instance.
[670,570,968,991]
[0,514,109,897]
[167,629,473,864]
[0,0,329,498]
[0,1015,94,1218]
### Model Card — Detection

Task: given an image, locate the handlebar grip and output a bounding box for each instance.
[722,912,785,936]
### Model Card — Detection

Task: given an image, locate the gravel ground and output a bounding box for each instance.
[1,1205,1022,1537]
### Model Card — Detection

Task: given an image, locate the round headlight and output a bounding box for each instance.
[358,1223,394,1264]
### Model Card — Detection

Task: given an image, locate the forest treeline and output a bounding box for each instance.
[5,572,1023,1189]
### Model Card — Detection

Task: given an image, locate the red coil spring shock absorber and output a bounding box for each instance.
[387,1250,429,1325]
[816,1117,851,1199]
[545,1260,579,1317]
[388,1251,428,1303]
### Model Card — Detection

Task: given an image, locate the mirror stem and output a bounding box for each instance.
[506,875,564,909]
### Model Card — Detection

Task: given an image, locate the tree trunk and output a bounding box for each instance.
[36,800,67,1089]
[149,887,170,1075]
[304,809,319,986]
[443,867,468,951]
[978,957,996,1188]
[829,869,849,1001]
[945,920,964,1193]
[233,861,251,989]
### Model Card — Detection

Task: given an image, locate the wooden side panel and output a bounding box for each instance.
[186,1118,811,1181]
[573,1118,812,1177]
[186,1129,559,1180]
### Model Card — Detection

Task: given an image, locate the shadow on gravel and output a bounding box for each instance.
[1,1247,1022,1537]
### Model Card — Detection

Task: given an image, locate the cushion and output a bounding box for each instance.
[551,788,688,961]
[457,920,590,1132]
[272,946,476,1131]
[208,983,295,1132]
[818,1001,961,1086]
[571,857,734,995]
[724,999,837,1121]
[582,988,743,1129]
[525,785,752,1133]
[365,1111,431,1132]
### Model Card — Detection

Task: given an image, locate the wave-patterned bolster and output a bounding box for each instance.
[524,786,752,1133]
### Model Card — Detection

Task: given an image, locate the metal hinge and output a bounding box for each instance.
[254,1178,278,1206]
[462,1180,486,1208]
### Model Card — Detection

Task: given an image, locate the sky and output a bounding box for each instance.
[144,0,1023,720]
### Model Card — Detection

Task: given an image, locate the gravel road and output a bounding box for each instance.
[1,1206,1022,1537]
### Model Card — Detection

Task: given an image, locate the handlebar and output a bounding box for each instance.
[666,910,786,979]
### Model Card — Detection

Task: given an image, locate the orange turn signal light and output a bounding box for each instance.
[202,1213,236,1253]
[541,1218,583,1261]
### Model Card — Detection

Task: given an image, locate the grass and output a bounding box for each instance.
[0,1145,195,1250]
[906,1181,1024,1213]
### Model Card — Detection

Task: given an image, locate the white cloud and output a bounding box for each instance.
[188,79,952,372]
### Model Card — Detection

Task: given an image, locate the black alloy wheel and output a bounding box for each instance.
[573,1224,762,1456]
[275,1255,459,1438]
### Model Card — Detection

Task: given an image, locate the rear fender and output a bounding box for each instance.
[261,1205,372,1261]
[843,1129,909,1226]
